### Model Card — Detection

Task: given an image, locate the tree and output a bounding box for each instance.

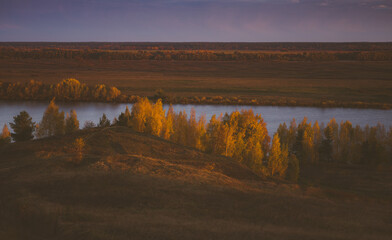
[277,122,289,146]
[9,111,35,142]
[312,121,322,163]
[92,84,107,101]
[286,154,299,182]
[70,138,85,163]
[117,106,132,127]
[171,110,188,145]
[161,105,174,140]
[205,114,224,154]
[83,121,96,129]
[320,123,333,162]
[107,87,121,101]
[302,126,314,163]
[268,134,289,178]
[37,100,65,137]
[0,124,11,145]
[54,78,88,101]
[145,99,165,136]
[338,121,353,163]
[98,113,111,127]
[65,110,79,134]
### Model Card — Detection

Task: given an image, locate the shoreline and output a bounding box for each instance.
[0,97,391,110]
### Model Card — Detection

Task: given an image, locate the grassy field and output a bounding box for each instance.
[1,127,392,239]
[1,59,392,107]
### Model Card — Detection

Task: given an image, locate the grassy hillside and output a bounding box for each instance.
[1,127,392,239]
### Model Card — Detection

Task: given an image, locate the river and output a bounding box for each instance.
[0,101,391,133]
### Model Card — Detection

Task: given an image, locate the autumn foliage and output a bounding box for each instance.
[0,79,121,102]
[6,98,392,181]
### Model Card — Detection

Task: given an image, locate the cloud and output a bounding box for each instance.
[373,4,390,9]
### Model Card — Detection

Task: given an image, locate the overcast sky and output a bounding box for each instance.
[0,0,391,42]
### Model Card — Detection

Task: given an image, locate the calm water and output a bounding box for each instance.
[0,101,391,133]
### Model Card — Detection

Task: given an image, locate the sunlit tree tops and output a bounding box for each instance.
[0,78,121,102]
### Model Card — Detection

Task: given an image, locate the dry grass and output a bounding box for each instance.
[0,127,392,239]
[1,59,392,104]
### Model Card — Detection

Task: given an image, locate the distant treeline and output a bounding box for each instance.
[1,42,392,51]
[2,98,391,181]
[0,79,121,102]
[1,47,392,61]
[1,79,391,109]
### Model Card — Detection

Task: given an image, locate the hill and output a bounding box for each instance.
[0,127,392,239]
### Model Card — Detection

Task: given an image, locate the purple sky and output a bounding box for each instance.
[0,0,391,42]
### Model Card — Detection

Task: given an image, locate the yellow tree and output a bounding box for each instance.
[234,110,270,170]
[37,99,65,137]
[161,105,175,140]
[54,78,88,101]
[222,123,235,156]
[92,84,107,101]
[65,109,79,134]
[171,110,188,145]
[302,128,315,163]
[195,114,207,150]
[0,124,11,145]
[146,99,165,136]
[186,108,198,148]
[205,114,224,154]
[131,98,151,132]
[312,121,322,163]
[268,134,289,178]
[107,87,121,101]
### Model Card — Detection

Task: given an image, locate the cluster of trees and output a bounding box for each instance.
[2,42,392,51]
[155,94,392,110]
[0,100,112,144]
[277,118,392,166]
[1,48,392,62]
[0,79,121,102]
[1,79,390,109]
[2,99,391,181]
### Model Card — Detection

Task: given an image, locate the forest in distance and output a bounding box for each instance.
[2,78,392,109]
[2,42,392,51]
[1,45,392,62]
[2,98,391,182]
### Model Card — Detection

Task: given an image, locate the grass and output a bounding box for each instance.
[0,127,392,239]
[1,59,392,106]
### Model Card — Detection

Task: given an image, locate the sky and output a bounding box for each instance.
[0,0,391,42]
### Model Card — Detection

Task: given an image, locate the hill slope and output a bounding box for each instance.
[0,127,391,240]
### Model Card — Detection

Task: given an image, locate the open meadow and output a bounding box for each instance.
[1,58,392,107]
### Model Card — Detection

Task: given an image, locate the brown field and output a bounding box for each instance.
[1,59,392,106]
[1,127,391,239]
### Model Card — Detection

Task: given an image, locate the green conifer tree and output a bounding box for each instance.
[98,113,111,127]
[9,111,35,142]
